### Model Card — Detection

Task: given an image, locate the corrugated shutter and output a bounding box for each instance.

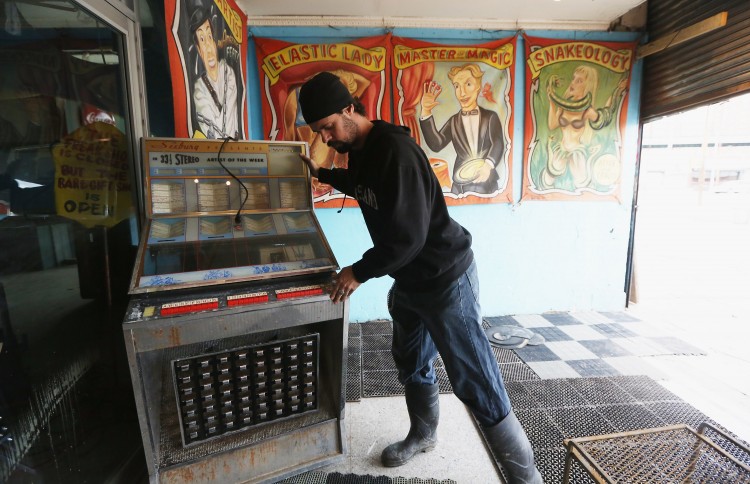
[641,0,750,121]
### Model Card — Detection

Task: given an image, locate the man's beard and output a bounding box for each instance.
[328,140,353,153]
[327,116,358,153]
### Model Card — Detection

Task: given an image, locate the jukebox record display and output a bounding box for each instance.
[130,138,338,293]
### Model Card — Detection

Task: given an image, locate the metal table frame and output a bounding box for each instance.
[563,423,750,483]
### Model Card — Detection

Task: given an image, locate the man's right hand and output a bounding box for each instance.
[299,153,320,178]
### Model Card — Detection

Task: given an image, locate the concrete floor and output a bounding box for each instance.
[327,394,498,483]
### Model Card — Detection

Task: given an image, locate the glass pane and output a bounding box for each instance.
[0,1,143,481]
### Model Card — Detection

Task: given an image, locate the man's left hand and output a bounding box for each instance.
[330,266,360,304]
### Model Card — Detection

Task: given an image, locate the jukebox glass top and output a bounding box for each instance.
[129,138,337,293]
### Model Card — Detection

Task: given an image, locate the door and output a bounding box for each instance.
[0,0,147,481]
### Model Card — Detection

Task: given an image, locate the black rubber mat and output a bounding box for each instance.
[280,471,457,484]
[347,324,362,402]
[359,320,393,336]
[346,352,362,402]
[545,406,617,439]
[362,350,397,372]
[567,377,637,405]
[596,403,666,432]
[362,334,392,352]
[521,379,590,408]
[499,362,540,383]
[608,374,682,402]
[492,347,524,364]
[349,322,537,399]
[505,381,541,410]
[533,448,598,484]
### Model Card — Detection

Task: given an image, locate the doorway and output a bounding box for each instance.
[0,0,147,481]
[631,92,750,313]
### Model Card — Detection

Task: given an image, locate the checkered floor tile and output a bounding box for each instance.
[485,311,707,380]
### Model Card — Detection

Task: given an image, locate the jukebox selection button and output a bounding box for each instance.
[275,285,324,300]
[182,404,198,418]
[161,298,219,316]
[227,292,269,307]
[178,381,195,393]
[173,334,320,446]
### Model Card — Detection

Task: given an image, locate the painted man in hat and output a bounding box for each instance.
[297,72,542,484]
[189,0,238,139]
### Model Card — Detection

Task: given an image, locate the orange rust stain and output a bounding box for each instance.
[169,326,181,346]
[170,466,194,482]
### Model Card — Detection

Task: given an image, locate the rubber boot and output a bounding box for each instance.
[483,411,543,484]
[381,382,439,467]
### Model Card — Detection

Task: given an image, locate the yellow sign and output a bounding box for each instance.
[394,44,514,71]
[53,122,131,228]
[527,42,632,79]
[261,43,387,85]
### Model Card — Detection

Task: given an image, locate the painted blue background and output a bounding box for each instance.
[247,26,642,322]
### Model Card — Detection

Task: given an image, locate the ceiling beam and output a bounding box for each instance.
[637,12,728,59]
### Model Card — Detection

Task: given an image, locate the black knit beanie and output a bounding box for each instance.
[299,72,355,125]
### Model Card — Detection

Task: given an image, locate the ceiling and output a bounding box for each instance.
[238,0,647,30]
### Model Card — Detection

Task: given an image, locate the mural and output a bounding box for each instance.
[522,36,637,201]
[165,0,248,140]
[391,36,516,204]
[254,35,391,209]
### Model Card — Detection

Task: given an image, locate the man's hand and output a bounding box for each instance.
[299,153,320,178]
[330,266,360,304]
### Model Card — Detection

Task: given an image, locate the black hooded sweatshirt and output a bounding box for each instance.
[317,120,473,292]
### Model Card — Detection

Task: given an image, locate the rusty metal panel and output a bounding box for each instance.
[642,0,750,120]
[159,420,344,484]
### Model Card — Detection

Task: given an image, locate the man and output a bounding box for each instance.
[189,0,238,139]
[419,63,504,195]
[298,72,541,484]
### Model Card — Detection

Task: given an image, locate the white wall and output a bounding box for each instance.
[247,27,642,321]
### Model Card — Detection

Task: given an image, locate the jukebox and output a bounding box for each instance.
[122,138,347,483]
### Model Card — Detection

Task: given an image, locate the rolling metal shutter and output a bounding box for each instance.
[642,0,750,121]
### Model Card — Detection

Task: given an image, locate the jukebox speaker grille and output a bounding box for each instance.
[172,334,319,446]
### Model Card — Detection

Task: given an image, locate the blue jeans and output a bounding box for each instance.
[387,260,512,427]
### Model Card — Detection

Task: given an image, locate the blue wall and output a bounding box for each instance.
[247,26,642,322]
